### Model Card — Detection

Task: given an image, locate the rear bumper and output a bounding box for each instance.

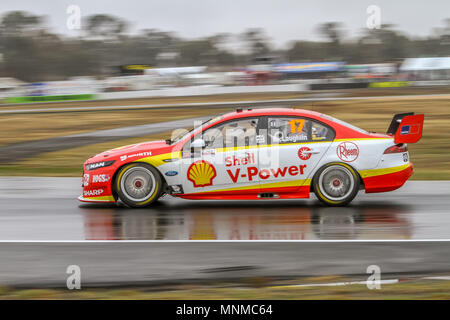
[362,163,414,193]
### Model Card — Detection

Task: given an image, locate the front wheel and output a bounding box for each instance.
[313,163,360,206]
[115,163,163,208]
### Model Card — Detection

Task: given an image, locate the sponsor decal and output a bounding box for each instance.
[227,165,307,183]
[120,151,152,162]
[92,174,110,183]
[298,147,312,161]
[337,141,359,162]
[400,125,410,135]
[278,134,307,143]
[288,119,306,133]
[202,149,215,156]
[83,189,104,197]
[169,184,184,194]
[225,153,256,167]
[83,174,90,187]
[187,160,217,188]
[85,160,115,171]
[255,135,265,143]
[165,171,179,177]
[87,162,105,170]
[403,153,409,162]
[182,151,192,159]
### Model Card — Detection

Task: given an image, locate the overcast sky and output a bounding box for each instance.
[1,0,449,49]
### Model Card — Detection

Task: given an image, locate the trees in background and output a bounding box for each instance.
[0,10,449,81]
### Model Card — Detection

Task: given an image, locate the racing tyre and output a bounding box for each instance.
[115,163,163,208]
[313,163,360,206]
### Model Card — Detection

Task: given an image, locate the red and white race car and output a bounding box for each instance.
[79,108,423,207]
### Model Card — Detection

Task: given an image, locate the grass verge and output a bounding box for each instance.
[0,133,170,176]
[0,95,449,179]
[0,277,449,300]
[0,107,235,146]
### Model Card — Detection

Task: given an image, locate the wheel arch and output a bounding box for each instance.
[311,161,362,207]
[111,161,168,200]
[310,161,364,194]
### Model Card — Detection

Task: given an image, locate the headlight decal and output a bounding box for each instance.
[85,160,115,171]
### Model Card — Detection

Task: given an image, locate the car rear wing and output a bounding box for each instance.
[386,112,424,144]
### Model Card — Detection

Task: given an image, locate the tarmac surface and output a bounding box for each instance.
[0,241,449,287]
[0,178,449,287]
[0,178,449,241]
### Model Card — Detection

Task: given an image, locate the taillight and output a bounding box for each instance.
[384,144,408,154]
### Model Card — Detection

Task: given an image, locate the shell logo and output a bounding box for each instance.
[187,160,217,188]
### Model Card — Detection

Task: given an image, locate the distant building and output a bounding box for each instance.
[273,62,346,80]
[400,57,450,80]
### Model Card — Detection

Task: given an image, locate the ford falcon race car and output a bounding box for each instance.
[79,108,423,207]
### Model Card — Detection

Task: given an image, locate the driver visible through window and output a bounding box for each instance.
[268,117,334,143]
[269,117,310,144]
[204,118,259,149]
[195,118,260,150]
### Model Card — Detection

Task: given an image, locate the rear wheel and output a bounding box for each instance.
[313,163,359,206]
[115,163,162,208]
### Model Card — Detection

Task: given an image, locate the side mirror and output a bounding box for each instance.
[191,138,206,149]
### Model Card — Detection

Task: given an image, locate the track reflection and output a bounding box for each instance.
[81,199,413,240]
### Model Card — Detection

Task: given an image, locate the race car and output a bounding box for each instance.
[79,108,423,207]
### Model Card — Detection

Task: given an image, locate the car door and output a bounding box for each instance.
[258,116,335,192]
[179,117,263,195]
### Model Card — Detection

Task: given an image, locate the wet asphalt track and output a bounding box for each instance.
[0,178,449,240]
[0,178,449,287]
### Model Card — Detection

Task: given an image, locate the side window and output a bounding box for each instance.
[268,117,335,144]
[268,117,310,144]
[184,118,260,152]
[311,120,335,141]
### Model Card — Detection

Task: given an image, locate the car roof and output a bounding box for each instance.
[221,107,324,120]
[207,107,374,140]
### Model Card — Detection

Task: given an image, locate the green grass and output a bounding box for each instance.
[0,277,449,300]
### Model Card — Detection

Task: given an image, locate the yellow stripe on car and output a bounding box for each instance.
[214,138,392,153]
[358,163,410,178]
[193,178,312,194]
[84,195,116,202]
[138,151,181,167]
[215,141,329,153]
[334,138,392,142]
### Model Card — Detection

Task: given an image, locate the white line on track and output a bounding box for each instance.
[0,239,450,243]
[271,279,400,289]
[269,276,450,289]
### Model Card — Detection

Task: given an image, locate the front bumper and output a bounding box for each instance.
[79,166,117,203]
[78,195,116,203]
